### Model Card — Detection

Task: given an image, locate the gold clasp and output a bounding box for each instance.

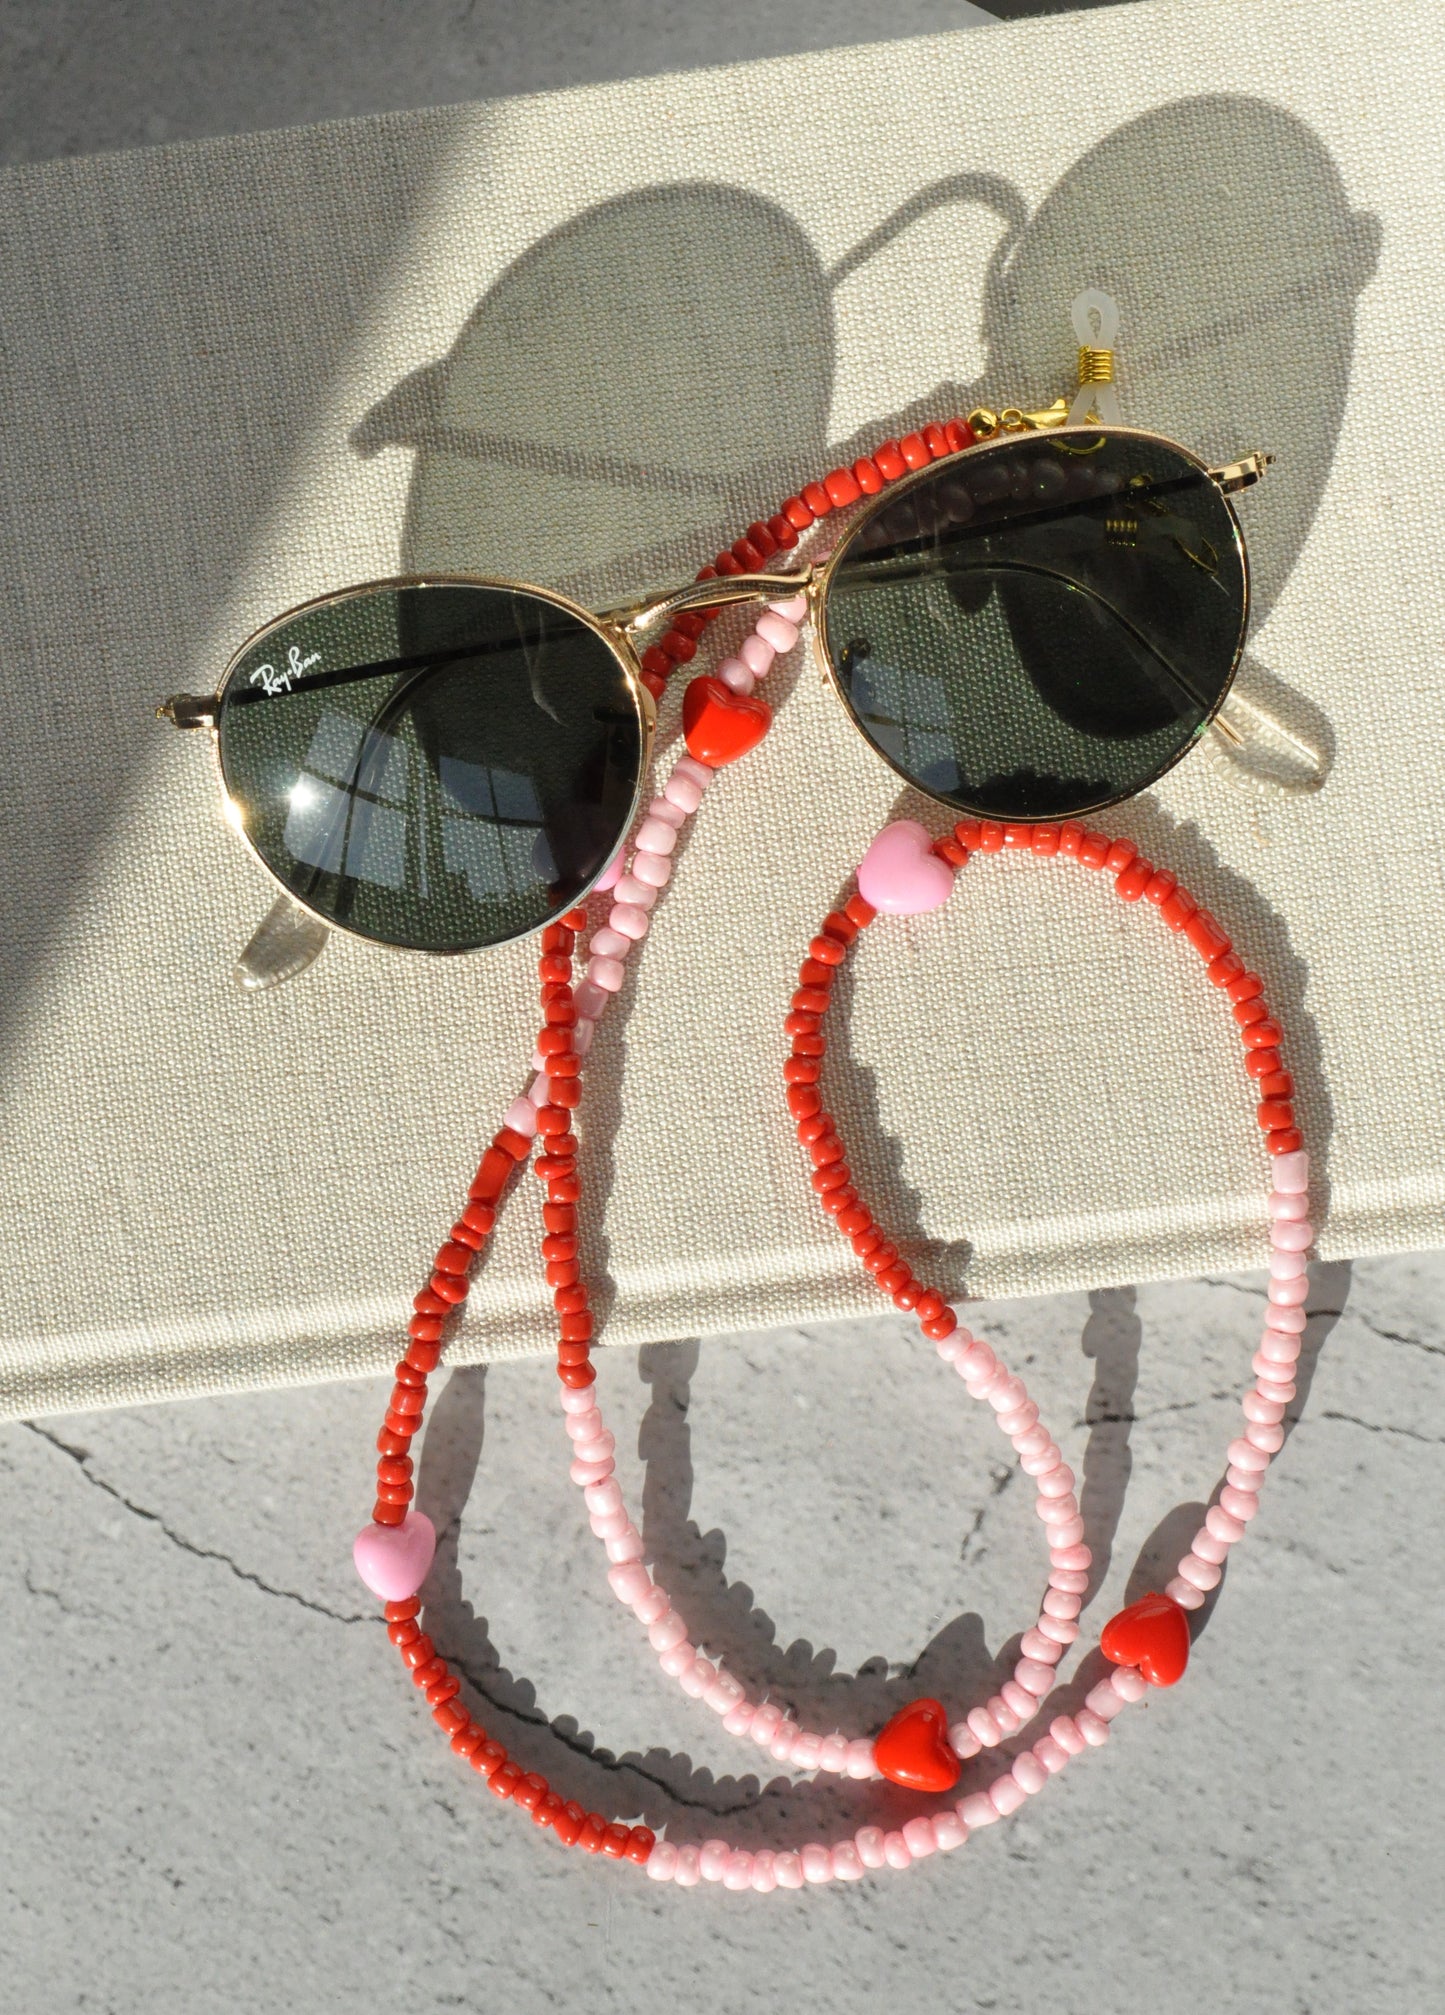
[965,397,1071,442]
[1208,452,1274,494]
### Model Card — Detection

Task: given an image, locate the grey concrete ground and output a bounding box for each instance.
[3,5,1442,2012]
[4,1262,1442,2013]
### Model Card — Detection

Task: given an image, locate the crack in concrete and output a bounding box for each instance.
[1200,1277,1445,1364]
[20,1422,377,1627]
[1320,1410,1443,1445]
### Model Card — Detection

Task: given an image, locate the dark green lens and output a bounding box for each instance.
[822,430,1246,820]
[218,582,644,952]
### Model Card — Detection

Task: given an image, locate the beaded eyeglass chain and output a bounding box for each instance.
[350,416,1314,1892]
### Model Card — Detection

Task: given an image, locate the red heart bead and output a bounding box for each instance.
[1100,1591,1191,1688]
[681,675,771,768]
[873,1696,961,1792]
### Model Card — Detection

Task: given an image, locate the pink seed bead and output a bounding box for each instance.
[997,1402,1039,1435]
[1051,1542,1092,1572]
[1037,1614,1080,1647]
[756,611,800,654]
[986,1373,1028,1413]
[699,1841,729,1883]
[559,1383,595,1415]
[1043,1587,1082,1620]
[613,872,657,910]
[1050,1715,1086,1756]
[1001,1681,1038,1722]
[933,1810,968,1852]
[1034,1736,1069,1776]
[723,1701,755,1737]
[634,1589,670,1628]
[989,1775,1027,1817]
[1272,1149,1309,1193]
[564,1407,603,1441]
[649,1613,686,1652]
[902,1816,938,1859]
[503,1096,539,1137]
[630,851,671,890]
[584,1477,623,1515]
[569,1458,613,1488]
[967,1706,1003,1749]
[659,1640,697,1677]
[1046,1517,1086,1549]
[609,903,650,941]
[1226,1463,1263,1492]
[1191,1528,1229,1566]
[528,1073,550,1108]
[1075,1707,1111,1746]
[1259,1330,1302,1364]
[663,770,704,815]
[718,659,754,695]
[1206,1505,1247,1545]
[1268,1188,1309,1220]
[680,1657,714,1699]
[1016,1658,1056,1698]
[1049,1566,1090,1594]
[1271,1217,1313,1253]
[948,1721,982,1760]
[1266,1302,1307,1333]
[594,851,624,892]
[738,633,775,676]
[1167,1575,1206,1609]
[1219,1485,1260,1522]
[1036,1465,1075,1499]
[672,1845,701,1887]
[1110,1665,1148,1704]
[635,816,679,858]
[1228,1437,1270,1472]
[818,1733,850,1774]
[987,1694,1021,1736]
[1084,1681,1126,1722]
[774,1852,804,1889]
[587,956,626,994]
[1012,1752,1048,1795]
[882,1831,913,1871]
[1020,1442,1062,1477]
[573,980,609,1021]
[673,754,714,791]
[590,1506,628,1539]
[831,1843,865,1882]
[1013,1425,1052,1458]
[768,592,809,623]
[608,1561,650,1603]
[706,1672,743,1713]
[646,1841,678,1882]
[957,1341,996,1381]
[750,1851,778,1894]
[791,1730,822,1769]
[935,1332,966,1363]
[749,1704,782,1747]
[959,1793,998,1829]
[646,795,685,828]
[846,1738,876,1779]
[1242,1391,1287,1426]
[1269,1250,1307,1280]
[1245,1420,1285,1454]
[1020,1628,1061,1662]
[1177,1553,1222,1591]
[571,1018,596,1056]
[1268,1274,1309,1308]
[855,1826,887,1870]
[801,1844,832,1884]
[722,1851,754,1890]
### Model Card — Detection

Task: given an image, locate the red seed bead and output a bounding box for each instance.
[1244,1019,1283,1050]
[782,495,815,530]
[412,1656,446,1689]
[378,1456,414,1485]
[1105,838,1137,872]
[899,432,931,470]
[844,893,877,929]
[1234,997,1269,1027]
[923,1309,958,1341]
[1185,910,1231,960]
[1259,1069,1295,1101]
[429,1271,468,1306]
[822,910,857,947]
[408,1314,445,1344]
[376,1428,411,1458]
[389,1385,425,1418]
[553,1802,586,1848]
[383,1412,417,1443]
[801,481,833,517]
[823,466,862,507]
[469,1149,513,1205]
[1143,869,1176,904]
[538,952,571,986]
[533,1791,565,1830]
[977,820,1005,852]
[542,1233,578,1263]
[541,922,574,954]
[406,1340,441,1375]
[428,1678,463,1713]
[1115,857,1152,901]
[401,1634,436,1670]
[471,1739,508,1776]
[373,1498,407,1526]
[554,1284,588,1316]
[712,550,744,577]
[433,1242,471,1277]
[809,1133,845,1167]
[944,418,973,453]
[489,1763,522,1801]
[413,1287,450,1317]
[797,1114,831,1145]
[639,663,667,697]
[543,998,577,1029]
[1258,1100,1296,1132]
[788,1084,822,1120]
[559,1361,596,1388]
[601,1823,631,1858]
[933,835,967,868]
[785,1056,820,1085]
[915,1290,946,1323]
[923,422,951,460]
[1079,831,1111,870]
[387,1618,420,1647]
[853,456,884,494]
[731,538,764,571]
[1003,823,1035,849]
[793,985,831,1014]
[809,933,846,967]
[537,1105,571,1138]
[785,1010,821,1037]
[1160,889,1198,931]
[1057,822,1086,858]
[560,1312,594,1343]
[891,1278,922,1311]
[767,513,799,550]
[1031,825,1061,858]
[543,1202,577,1236]
[793,1031,825,1059]
[863,1243,898,1276]
[393,1359,427,1389]
[745,520,778,559]
[812,1163,851,1194]
[549,1077,581,1111]
[450,1217,487,1252]
[451,1725,486,1759]
[1208,951,1246,988]
[1266,1127,1304,1156]
[576,1815,609,1854]
[548,1051,581,1080]
[375,1480,412,1507]
[874,439,908,481]
[626,1827,657,1865]
[535,1152,576,1183]
[878,1263,911,1297]
[838,1202,872,1236]
[1229,972,1265,1005]
[820,1186,857,1217]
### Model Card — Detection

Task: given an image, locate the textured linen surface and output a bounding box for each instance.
[0,0,1441,1419]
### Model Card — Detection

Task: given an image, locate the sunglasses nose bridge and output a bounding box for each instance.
[609,566,817,641]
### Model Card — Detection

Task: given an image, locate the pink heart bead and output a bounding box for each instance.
[857,820,954,915]
[353,1510,436,1601]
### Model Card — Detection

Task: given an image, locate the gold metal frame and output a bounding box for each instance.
[809,423,1253,824]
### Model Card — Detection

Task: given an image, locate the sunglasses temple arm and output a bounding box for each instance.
[234,893,331,993]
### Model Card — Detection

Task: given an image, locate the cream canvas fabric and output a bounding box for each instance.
[0,0,1441,1420]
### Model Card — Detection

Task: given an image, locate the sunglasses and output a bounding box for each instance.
[161,422,1269,966]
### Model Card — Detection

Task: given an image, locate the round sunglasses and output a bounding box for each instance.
[161,424,1267,962]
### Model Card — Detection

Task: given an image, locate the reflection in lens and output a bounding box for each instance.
[217,583,644,952]
[822,431,1247,820]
